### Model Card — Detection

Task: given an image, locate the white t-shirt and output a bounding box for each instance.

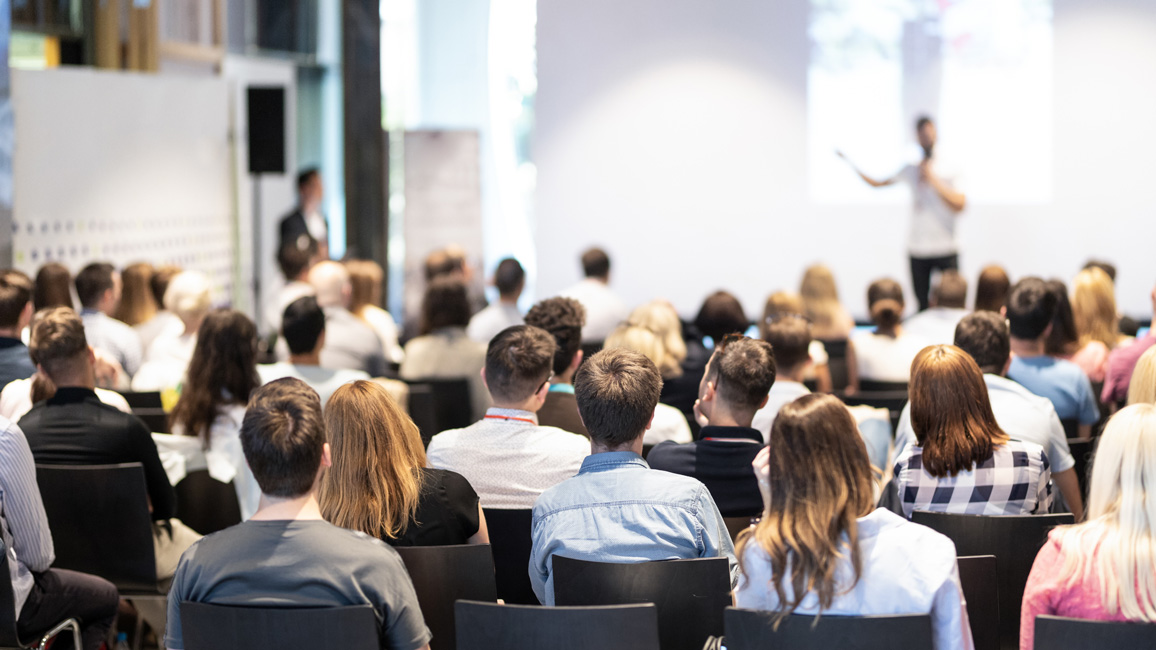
[902,307,970,347]
[466,302,524,344]
[257,363,369,409]
[642,402,693,446]
[751,381,812,443]
[852,330,930,383]
[897,158,963,258]
[560,278,630,343]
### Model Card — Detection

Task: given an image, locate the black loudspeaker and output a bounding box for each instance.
[247,86,286,174]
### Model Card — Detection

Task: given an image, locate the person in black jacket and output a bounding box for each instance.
[279,167,328,259]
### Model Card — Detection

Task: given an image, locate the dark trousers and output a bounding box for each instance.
[17,568,119,650]
[909,253,959,312]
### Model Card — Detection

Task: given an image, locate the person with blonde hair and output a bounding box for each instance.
[1126,346,1156,406]
[113,262,156,327]
[800,264,855,339]
[132,270,213,391]
[1067,266,1120,382]
[627,301,687,377]
[1020,404,1156,649]
[345,259,404,364]
[603,324,692,445]
[320,379,488,546]
[736,394,971,650]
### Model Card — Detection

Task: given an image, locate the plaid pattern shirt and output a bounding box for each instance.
[894,439,1052,518]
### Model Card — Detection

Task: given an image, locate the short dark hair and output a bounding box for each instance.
[1083,259,1116,282]
[241,378,326,498]
[282,296,325,355]
[74,263,116,308]
[916,115,934,131]
[150,265,182,308]
[694,291,748,343]
[581,248,610,279]
[420,278,471,335]
[1007,277,1058,340]
[297,167,320,192]
[763,316,811,372]
[494,258,525,297]
[525,297,586,375]
[574,348,662,447]
[484,325,556,403]
[28,307,89,377]
[424,248,466,281]
[867,278,905,329]
[933,270,968,309]
[705,335,777,412]
[953,312,1010,375]
[0,270,33,329]
[278,241,316,280]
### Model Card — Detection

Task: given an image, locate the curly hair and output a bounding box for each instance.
[525,297,586,376]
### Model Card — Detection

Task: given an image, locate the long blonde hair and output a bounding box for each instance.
[605,324,670,373]
[800,265,849,337]
[1072,267,1119,349]
[319,380,427,540]
[1127,347,1156,406]
[1052,404,1156,620]
[627,301,686,378]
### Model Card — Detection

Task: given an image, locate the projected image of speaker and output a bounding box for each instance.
[247,86,286,174]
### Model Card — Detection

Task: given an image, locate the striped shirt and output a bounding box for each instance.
[0,416,55,617]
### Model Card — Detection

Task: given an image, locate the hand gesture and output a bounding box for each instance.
[752,446,771,507]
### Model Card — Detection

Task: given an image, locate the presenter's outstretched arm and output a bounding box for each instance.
[919,160,967,212]
[836,150,898,188]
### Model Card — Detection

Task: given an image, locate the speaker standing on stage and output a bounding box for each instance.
[280,168,329,260]
[839,116,967,312]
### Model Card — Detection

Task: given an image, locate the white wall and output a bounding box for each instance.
[535,0,1156,320]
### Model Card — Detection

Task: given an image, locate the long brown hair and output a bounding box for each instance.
[974,265,1010,313]
[909,345,1009,477]
[33,263,73,312]
[114,262,156,326]
[319,380,427,540]
[169,310,260,448]
[346,259,384,319]
[736,394,875,625]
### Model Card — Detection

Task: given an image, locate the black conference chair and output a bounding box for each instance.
[174,469,243,535]
[957,555,999,650]
[1060,418,1080,439]
[1033,615,1156,649]
[455,600,660,650]
[724,516,755,544]
[857,380,909,393]
[553,556,731,650]
[406,379,473,445]
[911,511,1074,650]
[118,391,170,433]
[482,509,539,604]
[1066,438,1096,501]
[818,338,851,392]
[181,602,379,650]
[723,607,933,650]
[0,538,82,650]
[394,544,498,650]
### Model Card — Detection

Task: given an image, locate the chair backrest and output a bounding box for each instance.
[1066,438,1096,501]
[406,379,473,445]
[118,391,170,433]
[857,380,909,393]
[174,469,243,535]
[723,607,933,650]
[481,509,539,604]
[1060,418,1080,439]
[956,555,999,650]
[910,511,1074,649]
[724,516,754,544]
[35,463,158,592]
[394,544,498,650]
[0,537,21,647]
[119,391,163,409]
[1033,615,1156,649]
[817,338,850,391]
[553,556,730,650]
[455,600,660,650]
[181,602,379,650]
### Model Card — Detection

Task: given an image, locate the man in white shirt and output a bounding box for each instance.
[560,247,629,344]
[892,311,1084,520]
[426,325,589,509]
[75,262,143,378]
[467,258,525,344]
[752,317,812,441]
[903,269,970,344]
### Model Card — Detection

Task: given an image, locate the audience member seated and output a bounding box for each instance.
[0,270,36,389]
[760,291,832,393]
[648,335,775,517]
[1064,267,1121,382]
[166,309,263,519]
[346,259,405,364]
[425,325,588,509]
[467,257,525,344]
[560,247,629,344]
[753,315,813,438]
[603,324,692,445]
[893,312,1084,520]
[894,345,1052,517]
[0,414,118,650]
[0,351,132,423]
[974,264,1010,313]
[1020,404,1156,650]
[1127,347,1156,406]
[852,278,927,383]
[163,378,432,650]
[134,264,183,353]
[265,242,317,341]
[1007,278,1100,435]
[801,265,861,392]
[400,278,489,420]
[113,262,156,328]
[529,348,738,605]
[524,296,589,437]
[736,394,972,650]
[132,270,212,392]
[903,269,970,344]
[629,300,700,423]
[1102,282,1156,405]
[32,262,73,312]
[308,261,388,377]
[74,261,143,378]
[1043,279,1081,360]
[320,380,488,546]
[259,297,370,408]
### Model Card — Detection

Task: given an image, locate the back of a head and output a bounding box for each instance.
[974,265,1010,313]
[424,247,466,281]
[627,301,687,376]
[28,307,88,379]
[909,345,1007,477]
[114,262,156,326]
[494,258,525,297]
[150,265,182,308]
[485,325,556,403]
[297,167,320,195]
[74,262,115,309]
[1006,277,1058,341]
[760,291,805,339]
[308,260,350,309]
[33,263,73,312]
[1042,279,1079,355]
[694,290,748,343]
[866,278,905,329]
[1083,259,1117,283]
[706,335,777,413]
[241,378,325,499]
[932,270,968,309]
[282,296,326,356]
[953,311,1010,375]
[173,309,260,443]
[163,271,213,323]
[580,247,610,279]
[525,297,586,376]
[278,242,317,282]
[345,259,384,314]
[1072,267,1119,348]
[420,277,471,335]
[605,324,667,371]
[1127,347,1156,407]
[763,316,811,373]
[574,348,662,448]
[0,269,33,329]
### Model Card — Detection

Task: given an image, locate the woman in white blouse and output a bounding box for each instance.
[852,278,928,384]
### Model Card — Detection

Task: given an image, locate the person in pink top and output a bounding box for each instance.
[1101,284,1156,406]
[1020,403,1156,649]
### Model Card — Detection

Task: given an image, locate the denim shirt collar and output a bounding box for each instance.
[578,451,649,474]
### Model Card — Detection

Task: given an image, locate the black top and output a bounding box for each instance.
[661,338,710,437]
[387,467,480,547]
[20,387,176,520]
[646,425,764,517]
[279,208,324,252]
[0,337,36,391]
[536,391,589,438]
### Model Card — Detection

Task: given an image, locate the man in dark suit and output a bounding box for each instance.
[279,167,328,259]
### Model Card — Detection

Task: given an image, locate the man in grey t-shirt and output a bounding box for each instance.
[164,378,431,650]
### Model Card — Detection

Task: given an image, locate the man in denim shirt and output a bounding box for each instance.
[529,348,738,605]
